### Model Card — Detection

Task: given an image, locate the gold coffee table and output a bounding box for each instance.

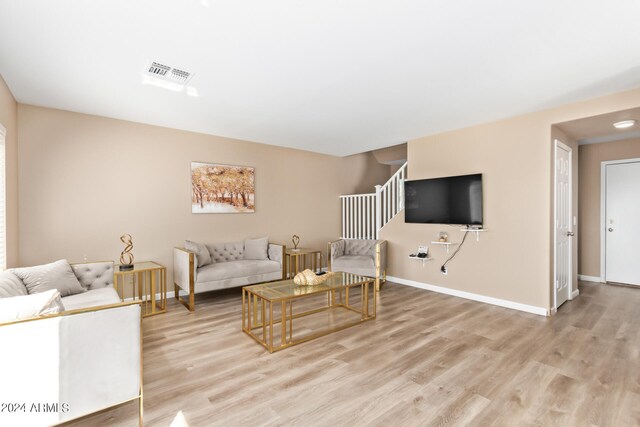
[242,272,376,353]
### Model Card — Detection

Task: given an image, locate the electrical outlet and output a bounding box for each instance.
[441,266,448,275]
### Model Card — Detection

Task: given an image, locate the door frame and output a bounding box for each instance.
[600,157,640,283]
[553,139,574,312]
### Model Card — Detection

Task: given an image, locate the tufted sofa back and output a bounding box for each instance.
[207,241,245,263]
[71,261,114,290]
[344,239,380,256]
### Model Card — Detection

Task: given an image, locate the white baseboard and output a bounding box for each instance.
[386,275,549,317]
[571,289,580,299]
[578,274,602,283]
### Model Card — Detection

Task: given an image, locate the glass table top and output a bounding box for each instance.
[114,261,164,274]
[286,248,321,256]
[244,271,374,300]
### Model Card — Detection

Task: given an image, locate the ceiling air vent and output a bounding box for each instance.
[145,61,194,85]
[148,62,170,77]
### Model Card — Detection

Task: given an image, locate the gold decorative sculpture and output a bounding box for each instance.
[119,234,134,271]
[291,234,300,251]
[293,269,333,286]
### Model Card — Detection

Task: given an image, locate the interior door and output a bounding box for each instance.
[555,141,572,309]
[605,161,640,285]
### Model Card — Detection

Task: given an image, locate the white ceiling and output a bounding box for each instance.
[1,1,640,156]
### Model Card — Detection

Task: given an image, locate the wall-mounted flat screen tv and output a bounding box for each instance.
[404,173,483,225]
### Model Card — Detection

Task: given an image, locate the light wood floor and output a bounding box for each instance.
[67,281,640,426]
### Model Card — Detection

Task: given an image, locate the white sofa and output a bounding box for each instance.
[0,261,142,427]
[174,239,285,311]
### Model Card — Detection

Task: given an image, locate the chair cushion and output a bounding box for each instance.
[0,271,28,298]
[244,237,269,260]
[196,260,280,283]
[71,262,114,290]
[61,287,121,311]
[332,255,375,270]
[0,289,64,323]
[344,239,378,256]
[185,240,212,268]
[11,259,85,297]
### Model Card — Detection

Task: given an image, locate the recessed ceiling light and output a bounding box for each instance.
[613,120,636,129]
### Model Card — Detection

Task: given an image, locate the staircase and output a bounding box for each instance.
[340,162,407,239]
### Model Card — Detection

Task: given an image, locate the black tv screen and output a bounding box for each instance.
[404,174,483,225]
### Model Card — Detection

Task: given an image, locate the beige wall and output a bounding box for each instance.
[372,143,407,164]
[371,143,407,176]
[17,105,390,280]
[0,75,18,267]
[12,86,640,312]
[380,88,640,311]
[578,138,640,278]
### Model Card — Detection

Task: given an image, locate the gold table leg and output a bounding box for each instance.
[262,299,266,340]
[281,301,286,346]
[162,268,167,311]
[269,301,274,352]
[242,288,246,330]
[247,292,252,331]
[253,294,258,325]
[289,301,293,342]
[151,269,157,315]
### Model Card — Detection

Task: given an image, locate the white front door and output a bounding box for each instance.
[554,140,572,309]
[605,161,640,285]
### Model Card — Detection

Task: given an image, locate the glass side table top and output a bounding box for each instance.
[286,248,320,255]
[114,261,165,274]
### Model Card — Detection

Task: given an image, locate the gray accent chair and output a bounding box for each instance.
[174,241,285,311]
[327,239,387,290]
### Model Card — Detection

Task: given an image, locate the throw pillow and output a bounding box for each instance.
[244,237,269,260]
[0,289,64,323]
[185,240,212,268]
[0,270,28,298]
[11,259,86,297]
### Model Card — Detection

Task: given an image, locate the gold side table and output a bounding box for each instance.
[114,261,167,317]
[285,248,322,278]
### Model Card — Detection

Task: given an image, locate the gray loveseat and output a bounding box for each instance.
[327,239,387,290]
[173,238,285,311]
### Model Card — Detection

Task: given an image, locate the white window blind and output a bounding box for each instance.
[0,124,5,270]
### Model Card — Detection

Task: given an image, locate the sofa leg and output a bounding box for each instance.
[174,283,196,312]
[375,274,387,292]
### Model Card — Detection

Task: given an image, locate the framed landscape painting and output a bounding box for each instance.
[191,162,255,213]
